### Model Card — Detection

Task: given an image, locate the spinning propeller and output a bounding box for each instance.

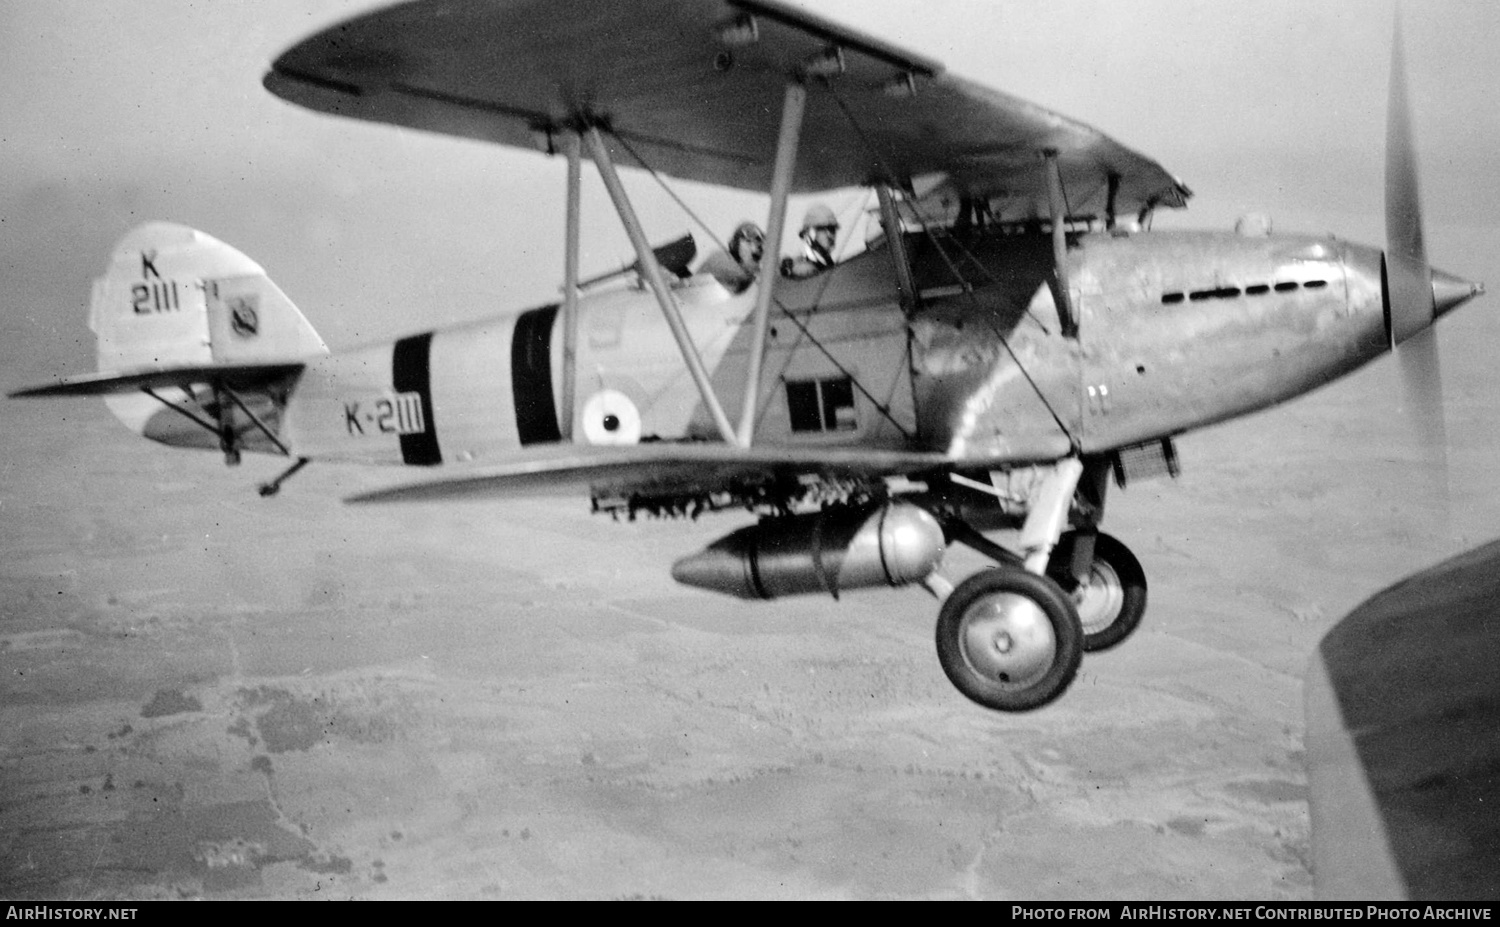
[1383,16,1483,518]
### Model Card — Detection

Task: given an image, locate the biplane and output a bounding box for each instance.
[11,0,1484,712]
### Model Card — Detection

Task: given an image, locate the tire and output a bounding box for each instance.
[1048,531,1147,653]
[935,567,1084,712]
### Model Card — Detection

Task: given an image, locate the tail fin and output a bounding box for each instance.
[11,223,326,460]
[36,222,328,448]
[92,222,327,372]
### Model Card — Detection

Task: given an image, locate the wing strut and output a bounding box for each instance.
[738,81,807,447]
[875,184,918,314]
[559,131,582,440]
[1105,172,1122,231]
[1044,149,1079,339]
[581,124,740,446]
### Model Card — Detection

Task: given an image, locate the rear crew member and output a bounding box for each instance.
[781,204,839,278]
[699,221,765,293]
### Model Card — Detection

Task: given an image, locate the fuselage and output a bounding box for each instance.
[265,223,1410,476]
[903,226,1391,459]
[278,260,916,465]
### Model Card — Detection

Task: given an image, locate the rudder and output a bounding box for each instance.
[91,222,327,373]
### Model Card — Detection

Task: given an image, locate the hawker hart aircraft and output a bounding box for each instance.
[11,1,1485,713]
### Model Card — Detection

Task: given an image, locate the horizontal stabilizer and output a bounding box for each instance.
[347,442,966,504]
[10,363,304,398]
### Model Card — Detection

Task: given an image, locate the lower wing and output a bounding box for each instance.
[345,442,982,504]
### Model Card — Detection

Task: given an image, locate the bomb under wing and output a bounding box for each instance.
[671,502,946,600]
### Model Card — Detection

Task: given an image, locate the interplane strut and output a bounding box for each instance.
[559,132,582,440]
[738,81,807,447]
[559,76,811,450]
[581,125,740,446]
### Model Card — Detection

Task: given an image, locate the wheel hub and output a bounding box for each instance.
[1072,561,1124,635]
[959,592,1057,688]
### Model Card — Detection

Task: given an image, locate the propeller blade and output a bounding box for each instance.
[1397,326,1450,522]
[1384,14,1435,347]
[1385,12,1452,524]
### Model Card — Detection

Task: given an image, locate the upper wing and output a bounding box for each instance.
[344,441,995,504]
[264,0,1189,220]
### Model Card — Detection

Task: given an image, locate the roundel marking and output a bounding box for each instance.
[581,389,642,445]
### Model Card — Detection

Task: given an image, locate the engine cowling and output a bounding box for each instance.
[671,502,946,600]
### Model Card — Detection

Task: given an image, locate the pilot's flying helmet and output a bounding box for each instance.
[730,221,764,251]
[800,203,839,234]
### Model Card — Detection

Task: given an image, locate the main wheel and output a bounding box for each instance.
[935,567,1083,712]
[1047,531,1147,653]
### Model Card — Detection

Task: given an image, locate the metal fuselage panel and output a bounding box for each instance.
[279,255,916,465]
[905,232,1080,460]
[903,228,1388,459]
[1074,231,1383,452]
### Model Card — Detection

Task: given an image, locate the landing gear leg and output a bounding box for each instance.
[932,458,1089,711]
[1018,457,1084,573]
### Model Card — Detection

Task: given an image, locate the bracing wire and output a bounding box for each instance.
[607,131,733,256]
[827,89,1077,447]
[608,127,914,441]
[771,300,915,441]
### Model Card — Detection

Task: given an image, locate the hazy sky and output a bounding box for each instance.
[3,0,1498,362]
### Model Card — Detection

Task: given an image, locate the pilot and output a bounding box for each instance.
[780,204,839,278]
[698,221,764,293]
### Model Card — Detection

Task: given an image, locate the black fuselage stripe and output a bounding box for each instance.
[392,332,442,465]
[511,305,562,446]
